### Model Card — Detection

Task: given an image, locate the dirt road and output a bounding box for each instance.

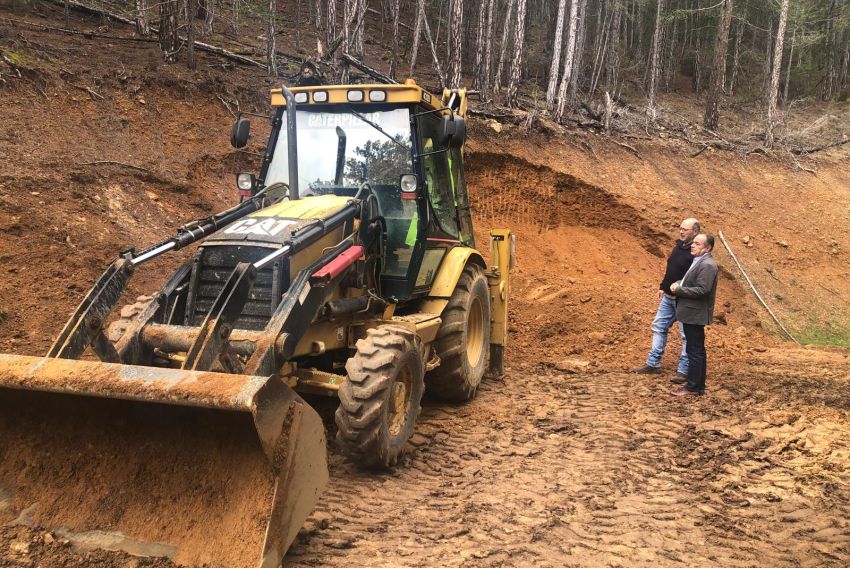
[285,348,850,567]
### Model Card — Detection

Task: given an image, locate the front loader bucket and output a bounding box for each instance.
[0,354,328,568]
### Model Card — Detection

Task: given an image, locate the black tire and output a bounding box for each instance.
[427,263,491,402]
[335,325,425,468]
[106,296,153,344]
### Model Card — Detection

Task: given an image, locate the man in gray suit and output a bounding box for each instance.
[670,233,718,395]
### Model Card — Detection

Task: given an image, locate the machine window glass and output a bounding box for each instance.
[415,248,446,287]
[416,115,460,238]
[265,106,418,278]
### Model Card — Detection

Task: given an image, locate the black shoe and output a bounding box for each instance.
[670,376,686,385]
[634,365,662,375]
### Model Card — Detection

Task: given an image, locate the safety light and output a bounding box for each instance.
[294,92,309,103]
[236,173,256,199]
[368,90,387,102]
[400,174,417,199]
[312,91,328,102]
[347,90,364,102]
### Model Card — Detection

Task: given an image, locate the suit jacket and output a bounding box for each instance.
[674,253,719,325]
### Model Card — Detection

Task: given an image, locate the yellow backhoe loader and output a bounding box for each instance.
[0,81,513,567]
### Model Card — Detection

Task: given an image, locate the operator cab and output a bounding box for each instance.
[233,82,473,302]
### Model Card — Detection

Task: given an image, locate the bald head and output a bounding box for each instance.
[679,218,700,242]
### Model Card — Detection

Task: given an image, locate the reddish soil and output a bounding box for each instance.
[2,4,850,568]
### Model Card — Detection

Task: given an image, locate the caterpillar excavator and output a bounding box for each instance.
[0,80,513,567]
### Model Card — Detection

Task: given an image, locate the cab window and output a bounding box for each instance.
[416,114,460,238]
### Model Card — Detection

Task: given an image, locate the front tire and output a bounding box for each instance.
[427,264,491,402]
[335,325,425,468]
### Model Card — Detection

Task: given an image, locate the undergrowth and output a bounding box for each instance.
[796,320,850,349]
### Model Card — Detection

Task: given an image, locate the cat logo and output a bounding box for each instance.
[223,218,295,237]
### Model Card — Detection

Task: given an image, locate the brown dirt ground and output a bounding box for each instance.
[2,4,850,567]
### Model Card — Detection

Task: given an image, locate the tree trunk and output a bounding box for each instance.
[840,39,850,98]
[568,0,587,106]
[327,0,337,50]
[449,0,463,87]
[664,11,677,89]
[186,0,196,69]
[296,0,302,50]
[338,0,354,82]
[354,0,366,56]
[763,19,773,93]
[605,1,621,94]
[821,0,836,100]
[493,0,516,93]
[409,0,424,76]
[158,0,179,63]
[647,0,664,121]
[423,6,446,88]
[728,18,743,95]
[783,28,795,103]
[473,0,491,91]
[481,0,496,97]
[765,0,789,148]
[135,0,150,36]
[703,0,733,130]
[546,0,569,109]
[389,0,400,78]
[267,0,278,76]
[506,0,528,106]
[232,0,240,33]
[553,0,579,120]
[589,1,613,97]
[198,0,214,35]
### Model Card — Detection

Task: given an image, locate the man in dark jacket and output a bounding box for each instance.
[670,233,719,396]
[635,218,699,376]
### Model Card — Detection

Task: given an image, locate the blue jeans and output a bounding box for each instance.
[645,295,688,374]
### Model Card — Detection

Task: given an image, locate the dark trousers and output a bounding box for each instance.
[682,324,707,392]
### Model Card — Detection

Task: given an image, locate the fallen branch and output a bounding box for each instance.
[45,0,268,68]
[216,94,238,118]
[340,53,397,84]
[68,81,104,100]
[788,151,816,175]
[790,138,850,155]
[78,160,150,172]
[2,16,154,42]
[614,140,642,159]
[690,144,709,158]
[717,229,799,344]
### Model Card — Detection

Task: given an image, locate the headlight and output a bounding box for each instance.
[347,90,364,102]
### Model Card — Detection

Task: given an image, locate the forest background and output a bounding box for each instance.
[8,0,848,150]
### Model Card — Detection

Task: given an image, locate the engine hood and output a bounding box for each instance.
[205,195,354,246]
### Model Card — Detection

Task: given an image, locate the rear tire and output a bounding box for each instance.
[427,264,490,402]
[335,325,425,468]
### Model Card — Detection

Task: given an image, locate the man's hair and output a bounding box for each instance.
[682,218,700,232]
[700,233,715,250]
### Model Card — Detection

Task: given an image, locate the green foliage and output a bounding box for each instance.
[344,136,411,186]
[796,317,850,348]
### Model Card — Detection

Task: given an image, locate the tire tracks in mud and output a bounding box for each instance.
[289,354,850,567]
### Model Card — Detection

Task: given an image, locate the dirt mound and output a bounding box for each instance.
[465,151,766,371]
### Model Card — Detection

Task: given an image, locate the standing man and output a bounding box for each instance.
[670,233,719,396]
[635,218,700,376]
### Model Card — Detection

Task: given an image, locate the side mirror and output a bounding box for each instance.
[400,174,418,200]
[440,115,466,149]
[231,117,251,148]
